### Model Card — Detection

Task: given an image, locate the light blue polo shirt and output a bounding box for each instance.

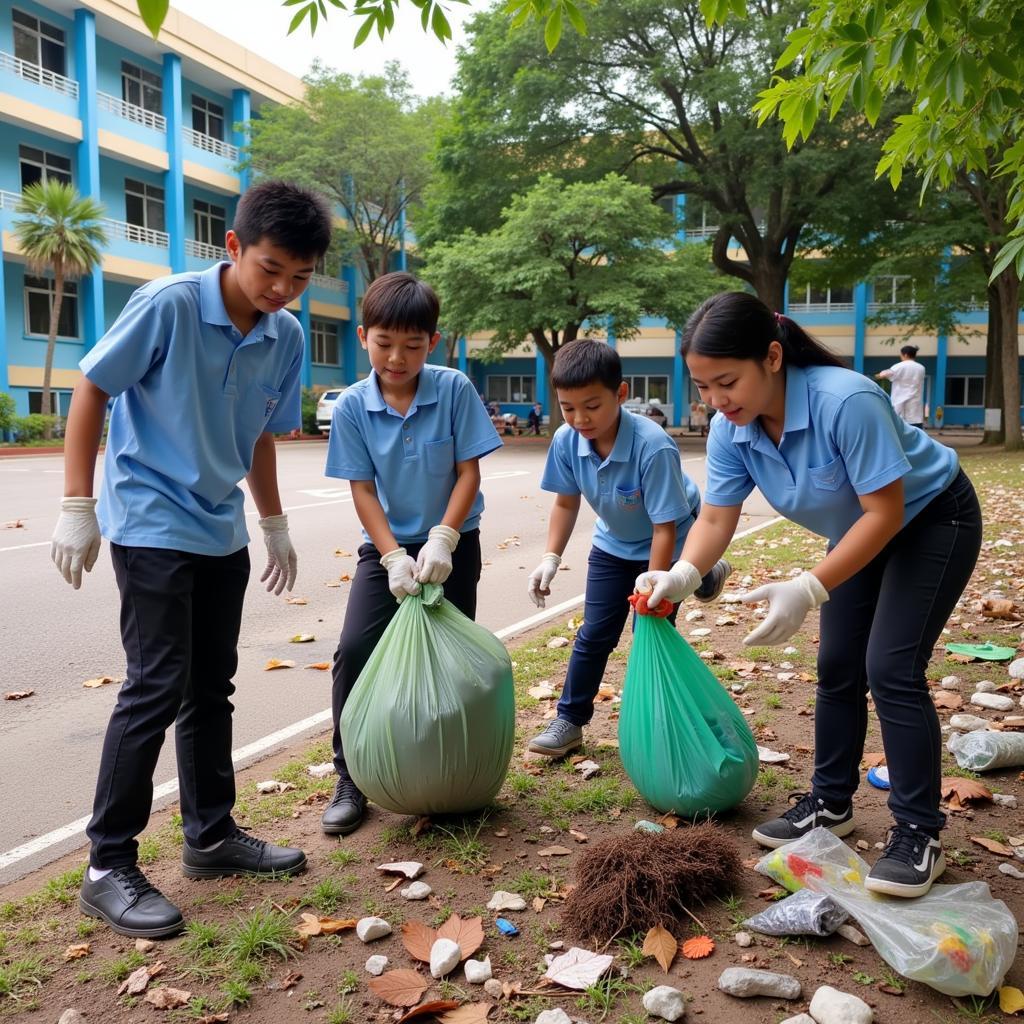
[541,410,701,562]
[80,262,304,556]
[325,365,502,545]
[704,364,959,543]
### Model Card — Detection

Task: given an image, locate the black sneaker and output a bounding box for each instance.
[79,865,184,939]
[865,823,944,898]
[694,559,732,603]
[751,791,855,849]
[181,827,307,879]
[321,775,367,836]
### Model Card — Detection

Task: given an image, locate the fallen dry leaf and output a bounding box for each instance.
[682,935,715,960]
[982,598,1019,621]
[860,752,886,769]
[82,675,117,688]
[295,913,357,937]
[63,942,91,960]
[280,970,303,989]
[971,835,1014,857]
[543,947,614,990]
[143,986,191,1009]
[4,690,33,701]
[932,691,963,710]
[401,920,437,963]
[569,829,588,843]
[538,845,572,857]
[1000,985,1024,1015]
[397,1000,461,1022]
[285,596,308,605]
[941,777,993,810]
[437,914,485,960]
[264,659,295,670]
[493,828,509,838]
[195,1016,229,1024]
[334,548,351,557]
[656,812,681,829]
[304,662,331,670]
[289,633,315,643]
[532,897,546,913]
[117,961,165,996]
[4,520,24,529]
[368,969,430,1007]
[438,1004,494,1024]
[642,925,678,973]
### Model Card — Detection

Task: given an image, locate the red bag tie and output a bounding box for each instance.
[628,593,674,618]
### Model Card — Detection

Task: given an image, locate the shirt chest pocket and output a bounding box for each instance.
[808,455,848,492]
[423,435,455,475]
[615,483,643,510]
[247,383,282,433]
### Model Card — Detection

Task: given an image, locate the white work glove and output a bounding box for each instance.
[415,525,460,584]
[51,496,102,590]
[635,559,702,607]
[258,513,298,595]
[527,552,562,608]
[381,546,422,600]
[742,571,829,646]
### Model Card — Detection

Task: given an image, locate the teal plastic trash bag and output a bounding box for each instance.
[618,594,758,817]
[340,584,516,816]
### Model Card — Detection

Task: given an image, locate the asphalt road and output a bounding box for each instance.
[0,439,776,881]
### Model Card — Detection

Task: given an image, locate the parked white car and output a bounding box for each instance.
[316,388,346,435]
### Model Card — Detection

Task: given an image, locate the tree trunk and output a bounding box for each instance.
[994,267,1022,451]
[982,284,1005,445]
[531,328,561,433]
[41,267,65,441]
[746,257,788,314]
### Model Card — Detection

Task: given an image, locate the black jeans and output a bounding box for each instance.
[330,531,482,774]
[87,543,249,868]
[557,546,680,727]
[812,469,981,832]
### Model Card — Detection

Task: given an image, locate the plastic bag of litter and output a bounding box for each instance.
[947,730,1024,772]
[743,889,848,937]
[757,828,1018,996]
[618,595,758,818]
[340,584,515,815]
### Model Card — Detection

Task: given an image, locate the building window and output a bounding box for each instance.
[29,391,72,416]
[121,60,162,114]
[488,375,535,403]
[311,319,339,365]
[24,276,78,339]
[624,375,670,403]
[19,145,72,190]
[12,9,66,76]
[874,275,915,305]
[125,178,166,233]
[194,199,226,246]
[792,283,855,308]
[191,95,224,140]
[945,376,985,407]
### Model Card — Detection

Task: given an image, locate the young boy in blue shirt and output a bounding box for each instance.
[527,339,731,757]
[51,181,333,938]
[321,272,502,835]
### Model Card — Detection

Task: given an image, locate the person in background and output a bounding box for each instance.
[528,402,543,435]
[876,345,926,428]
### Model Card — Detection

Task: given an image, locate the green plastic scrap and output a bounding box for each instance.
[945,642,1017,662]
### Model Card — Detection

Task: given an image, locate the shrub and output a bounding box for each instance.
[14,414,59,441]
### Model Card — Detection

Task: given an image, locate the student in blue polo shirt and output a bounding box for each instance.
[639,291,981,899]
[526,339,731,758]
[320,272,502,835]
[50,181,333,938]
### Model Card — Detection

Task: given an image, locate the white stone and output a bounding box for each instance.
[718,968,801,999]
[779,661,795,670]
[734,931,753,948]
[757,745,790,764]
[575,759,601,779]
[971,692,1014,712]
[487,891,527,912]
[940,675,961,690]
[783,646,799,655]
[58,1013,87,1024]
[483,978,504,1000]
[365,955,388,976]
[642,985,687,1021]
[949,713,990,732]
[808,985,873,1024]
[731,683,747,694]
[400,881,432,901]
[975,680,997,693]
[690,628,712,638]
[464,957,492,984]
[356,917,392,942]
[993,793,1018,809]
[836,924,870,947]
[721,592,744,604]
[134,938,156,953]
[307,762,334,778]
[685,609,705,622]
[376,861,424,879]
[999,862,1024,879]
[547,637,570,649]
[780,1017,817,1024]
[430,937,462,979]
[534,1011,572,1024]
[1009,658,1024,680]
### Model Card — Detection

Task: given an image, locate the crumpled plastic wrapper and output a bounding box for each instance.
[743,888,848,936]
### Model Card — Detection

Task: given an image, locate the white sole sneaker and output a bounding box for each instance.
[751,815,856,849]
[864,851,945,898]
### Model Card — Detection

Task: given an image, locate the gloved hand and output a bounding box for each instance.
[381,546,422,600]
[258,513,298,595]
[527,552,562,608]
[742,571,829,646]
[415,525,460,584]
[51,496,102,590]
[635,559,702,607]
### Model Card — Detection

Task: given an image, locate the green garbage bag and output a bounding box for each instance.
[618,594,758,817]
[340,584,516,816]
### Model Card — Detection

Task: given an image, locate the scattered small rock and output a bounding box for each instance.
[134,938,156,954]
[575,759,601,780]
[487,891,527,912]
[734,931,753,948]
[999,862,1024,879]
[483,978,504,999]
[836,924,870,947]
[994,793,1018,809]
[975,680,997,693]
[464,957,492,984]
[400,881,432,901]
[690,627,712,637]
[855,840,870,851]
[307,762,334,779]
[940,675,961,690]
[547,637,570,649]
[365,955,388,976]
[685,609,705,622]
[58,1013,86,1024]
[356,917,392,942]
[643,984,687,1021]
[376,861,424,879]
[1009,658,1024,680]
[256,779,294,794]
[718,968,801,999]
[808,985,874,1024]
[970,692,1014,712]
[783,646,799,655]
[779,1016,817,1024]
[535,1010,573,1024]
[731,683,747,694]
[949,713,990,732]
[430,937,461,978]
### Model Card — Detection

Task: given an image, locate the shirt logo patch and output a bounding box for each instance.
[616,485,643,510]
[265,397,279,419]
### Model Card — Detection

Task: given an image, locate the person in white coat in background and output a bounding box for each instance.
[877,345,927,428]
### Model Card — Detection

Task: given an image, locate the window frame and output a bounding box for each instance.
[125,177,166,233]
[23,275,79,340]
[193,198,227,246]
[191,94,225,140]
[624,374,670,404]
[487,374,535,404]
[12,8,66,75]
[120,60,163,115]
[944,375,985,408]
[310,318,340,366]
[18,144,72,190]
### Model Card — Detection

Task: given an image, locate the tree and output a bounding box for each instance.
[750,0,1023,446]
[423,173,729,430]
[13,181,106,436]
[245,63,446,283]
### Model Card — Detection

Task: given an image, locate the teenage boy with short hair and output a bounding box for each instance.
[526,339,731,757]
[52,181,333,938]
[321,271,502,836]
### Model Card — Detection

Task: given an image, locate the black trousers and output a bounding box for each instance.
[87,543,249,868]
[331,530,482,774]
[812,469,981,832]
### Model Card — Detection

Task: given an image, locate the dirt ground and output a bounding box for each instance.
[1,449,1022,1024]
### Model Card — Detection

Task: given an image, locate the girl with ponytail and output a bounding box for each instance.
[636,291,981,899]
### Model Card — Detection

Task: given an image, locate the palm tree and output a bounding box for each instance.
[13,180,107,434]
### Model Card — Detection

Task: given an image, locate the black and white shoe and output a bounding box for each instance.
[865,823,944,898]
[694,559,732,603]
[751,791,855,849]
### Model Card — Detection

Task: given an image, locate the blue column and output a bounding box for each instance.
[674,192,687,246]
[397,200,408,272]
[673,329,684,428]
[782,279,790,314]
[74,10,104,352]
[299,290,312,389]
[163,54,186,273]
[457,335,468,375]
[0,263,9,396]
[853,281,868,375]
[341,263,359,385]
[232,89,251,193]
[934,329,948,428]
[606,318,616,349]
[535,346,548,413]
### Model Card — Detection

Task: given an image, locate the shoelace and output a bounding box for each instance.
[880,825,927,865]
[779,791,821,823]
[331,777,363,805]
[111,865,158,900]
[546,719,579,742]
[228,827,265,851]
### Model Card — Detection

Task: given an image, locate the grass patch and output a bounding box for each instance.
[0,955,50,1002]
[99,949,147,985]
[306,878,349,915]
[223,907,294,965]
[327,849,359,868]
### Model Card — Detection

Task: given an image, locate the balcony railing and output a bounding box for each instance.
[97,91,166,133]
[0,51,78,99]
[787,302,856,314]
[102,218,169,249]
[0,189,22,211]
[311,274,349,296]
[182,127,239,162]
[185,238,227,261]
[684,226,719,241]
[868,301,921,314]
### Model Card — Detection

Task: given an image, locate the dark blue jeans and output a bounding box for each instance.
[557,546,680,726]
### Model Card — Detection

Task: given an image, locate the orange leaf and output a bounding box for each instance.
[642,925,678,973]
[143,987,192,1008]
[368,969,430,1008]
[398,1000,461,1022]
[437,914,485,960]
[941,777,993,810]
[932,691,963,710]
[860,752,886,769]
[304,662,331,670]
[982,598,1019,620]
[264,658,295,670]
[971,835,1014,857]
[681,935,715,960]
[401,920,438,963]
[63,942,91,960]
[439,1004,494,1023]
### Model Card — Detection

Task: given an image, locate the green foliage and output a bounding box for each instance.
[301,387,319,435]
[13,414,59,441]
[0,955,49,1001]
[222,908,294,964]
[0,393,16,433]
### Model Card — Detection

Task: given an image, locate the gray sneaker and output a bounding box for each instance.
[694,559,732,603]
[528,718,583,758]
